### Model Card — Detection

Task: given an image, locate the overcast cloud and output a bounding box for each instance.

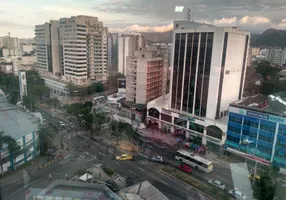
[0,0,285,38]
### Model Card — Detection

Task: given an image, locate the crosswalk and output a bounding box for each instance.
[63,131,85,140]
[77,152,95,161]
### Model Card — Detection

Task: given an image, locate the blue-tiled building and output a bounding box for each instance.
[225,94,286,168]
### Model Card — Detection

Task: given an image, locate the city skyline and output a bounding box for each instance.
[1,0,286,38]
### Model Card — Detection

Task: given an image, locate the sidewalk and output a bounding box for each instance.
[1,138,71,187]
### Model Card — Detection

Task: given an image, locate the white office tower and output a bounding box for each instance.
[269,48,284,66]
[59,16,107,85]
[170,21,250,120]
[118,33,146,75]
[35,21,61,77]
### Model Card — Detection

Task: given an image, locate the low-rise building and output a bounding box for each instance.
[225,93,286,168]
[0,94,40,173]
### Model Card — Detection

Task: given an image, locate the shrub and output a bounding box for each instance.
[102,166,115,176]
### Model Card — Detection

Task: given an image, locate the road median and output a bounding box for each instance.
[158,165,232,200]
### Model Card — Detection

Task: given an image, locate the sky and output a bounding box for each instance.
[0,0,286,38]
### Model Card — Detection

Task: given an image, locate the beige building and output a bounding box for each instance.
[118,33,146,75]
[59,15,107,85]
[126,47,168,104]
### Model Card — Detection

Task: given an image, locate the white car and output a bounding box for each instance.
[151,156,164,163]
[208,179,226,190]
[229,188,247,200]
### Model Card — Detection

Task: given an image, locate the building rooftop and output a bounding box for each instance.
[26,180,122,200]
[0,93,39,140]
[121,180,169,200]
[231,93,286,117]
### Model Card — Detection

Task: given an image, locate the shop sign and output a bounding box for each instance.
[162,108,172,115]
[206,136,221,145]
[224,147,270,165]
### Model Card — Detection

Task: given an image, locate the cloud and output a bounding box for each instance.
[240,16,271,25]
[214,17,237,26]
[109,23,173,33]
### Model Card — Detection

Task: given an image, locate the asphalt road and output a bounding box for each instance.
[2,105,242,200]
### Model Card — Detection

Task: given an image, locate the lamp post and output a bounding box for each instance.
[242,137,253,167]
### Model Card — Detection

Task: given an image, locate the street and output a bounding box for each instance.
[2,105,235,200]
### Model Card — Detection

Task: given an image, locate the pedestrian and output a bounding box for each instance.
[48,174,51,180]
[65,174,68,180]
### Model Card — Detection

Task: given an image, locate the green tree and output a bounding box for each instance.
[0,131,18,174]
[254,61,281,80]
[22,95,36,111]
[6,140,21,170]
[38,128,54,156]
[106,73,125,91]
[125,124,133,145]
[31,85,50,104]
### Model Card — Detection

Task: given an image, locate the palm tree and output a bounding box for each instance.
[6,140,21,170]
[38,128,54,156]
[0,131,18,174]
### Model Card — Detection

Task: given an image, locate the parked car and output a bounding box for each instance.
[229,188,247,200]
[208,179,226,190]
[151,156,164,163]
[178,164,192,173]
[116,154,133,161]
[105,180,119,192]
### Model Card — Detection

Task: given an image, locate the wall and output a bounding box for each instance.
[220,33,247,114]
[206,28,224,119]
[135,59,147,104]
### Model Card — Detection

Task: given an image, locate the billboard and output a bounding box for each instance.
[18,70,27,101]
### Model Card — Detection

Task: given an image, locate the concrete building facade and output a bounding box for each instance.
[118,33,146,75]
[126,48,168,104]
[59,15,107,85]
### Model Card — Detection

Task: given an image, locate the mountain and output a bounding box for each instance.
[142,28,286,48]
[250,29,286,47]
[141,31,172,45]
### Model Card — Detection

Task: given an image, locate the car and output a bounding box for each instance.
[105,180,119,192]
[52,114,56,118]
[229,188,247,200]
[248,173,260,182]
[151,156,164,163]
[208,179,226,190]
[178,164,192,173]
[116,154,133,161]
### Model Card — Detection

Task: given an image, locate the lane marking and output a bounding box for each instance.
[138,167,145,171]
[10,187,24,196]
[128,170,136,176]
[115,161,120,165]
[99,152,106,156]
[64,154,71,159]
[159,179,169,185]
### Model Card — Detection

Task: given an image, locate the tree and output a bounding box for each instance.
[87,82,104,94]
[254,61,281,80]
[66,82,80,97]
[6,140,21,170]
[31,85,50,104]
[38,128,54,156]
[22,95,36,111]
[106,73,125,91]
[0,131,17,174]
[253,166,278,200]
[125,124,133,145]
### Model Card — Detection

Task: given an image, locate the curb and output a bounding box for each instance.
[37,151,71,170]
[153,166,216,200]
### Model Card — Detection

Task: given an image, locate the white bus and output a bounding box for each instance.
[175,150,213,173]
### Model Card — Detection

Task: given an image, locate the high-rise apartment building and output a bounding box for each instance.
[118,33,146,75]
[170,21,250,120]
[107,33,119,73]
[35,21,61,77]
[59,16,108,85]
[35,15,108,85]
[269,48,284,66]
[126,47,168,104]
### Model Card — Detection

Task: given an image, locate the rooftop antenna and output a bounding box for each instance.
[186,9,194,21]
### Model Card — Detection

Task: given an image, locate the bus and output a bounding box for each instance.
[175,150,213,173]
